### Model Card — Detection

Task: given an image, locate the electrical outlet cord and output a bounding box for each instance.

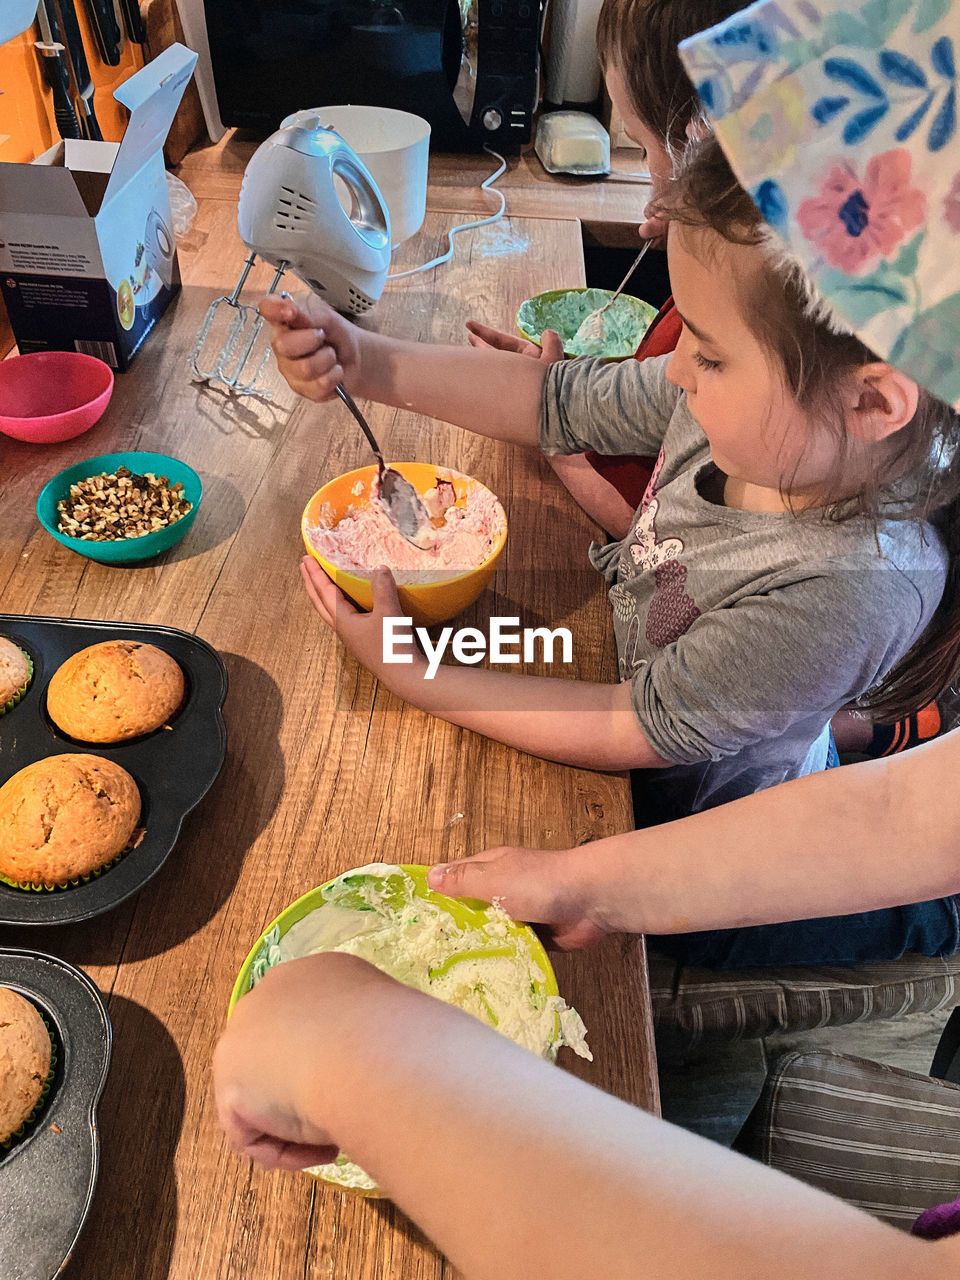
[386,145,507,281]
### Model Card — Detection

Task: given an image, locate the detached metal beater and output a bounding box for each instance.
[190,255,287,396]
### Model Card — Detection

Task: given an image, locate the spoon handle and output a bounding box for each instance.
[335,383,385,469]
[608,238,653,307]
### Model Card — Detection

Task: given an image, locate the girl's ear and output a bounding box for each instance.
[845,362,920,441]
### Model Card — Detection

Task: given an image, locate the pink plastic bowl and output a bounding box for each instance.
[0,351,114,443]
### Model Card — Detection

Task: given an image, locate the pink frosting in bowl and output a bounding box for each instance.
[306,474,505,584]
[301,464,508,626]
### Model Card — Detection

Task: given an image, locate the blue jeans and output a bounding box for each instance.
[650,898,960,969]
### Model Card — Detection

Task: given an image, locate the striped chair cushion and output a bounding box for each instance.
[650,949,960,1059]
[736,1050,960,1228]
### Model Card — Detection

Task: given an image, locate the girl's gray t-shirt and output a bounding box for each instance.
[541,353,948,820]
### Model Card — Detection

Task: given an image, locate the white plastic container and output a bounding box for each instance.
[282,105,431,248]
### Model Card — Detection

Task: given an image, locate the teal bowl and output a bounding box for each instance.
[36,451,202,564]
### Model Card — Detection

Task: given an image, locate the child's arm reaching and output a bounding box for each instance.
[425,728,960,947]
[214,952,943,1280]
[302,560,673,771]
[258,294,547,447]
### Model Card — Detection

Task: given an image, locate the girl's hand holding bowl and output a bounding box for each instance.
[215,952,388,1173]
[466,320,566,364]
[301,556,408,680]
[428,846,609,951]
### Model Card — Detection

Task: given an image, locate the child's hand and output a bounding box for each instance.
[214,953,390,1172]
[301,556,423,682]
[258,293,363,401]
[427,846,608,949]
[466,321,566,364]
[638,207,668,248]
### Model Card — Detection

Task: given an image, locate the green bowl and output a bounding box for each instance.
[517,286,658,360]
[36,451,202,564]
[230,864,562,1198]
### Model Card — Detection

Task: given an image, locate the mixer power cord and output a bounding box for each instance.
[385,145,506,281]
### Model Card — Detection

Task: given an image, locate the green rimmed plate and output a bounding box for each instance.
[517,286,657,360]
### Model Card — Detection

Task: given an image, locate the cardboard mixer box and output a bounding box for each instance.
[0,44,197,370]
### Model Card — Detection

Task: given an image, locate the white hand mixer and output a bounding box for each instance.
[190,119,392,395]
[191,117,439,542]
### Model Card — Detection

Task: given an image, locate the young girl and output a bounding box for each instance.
[469,0,745,541]
[261,135,957,844]
[472,0,960,763]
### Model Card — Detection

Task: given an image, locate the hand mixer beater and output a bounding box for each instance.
[190,120,392,395]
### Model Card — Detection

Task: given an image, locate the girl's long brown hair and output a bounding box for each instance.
[666,137,960,721]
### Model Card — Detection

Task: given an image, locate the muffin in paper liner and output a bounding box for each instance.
[0,643,33,716]
[0,755,142,890]
[45,640,186,743]
[0,829,145,893]
[1,1011,57,1153]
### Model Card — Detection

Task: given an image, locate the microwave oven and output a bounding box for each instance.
[200,1,543,151]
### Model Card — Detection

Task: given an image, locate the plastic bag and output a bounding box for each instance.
[166,172,198,237]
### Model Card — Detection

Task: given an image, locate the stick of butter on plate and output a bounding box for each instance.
[534,110,611,176]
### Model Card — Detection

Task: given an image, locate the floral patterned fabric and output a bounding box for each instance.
[679,0,960,408]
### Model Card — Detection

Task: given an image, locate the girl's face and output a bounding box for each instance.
[664,225,842,509]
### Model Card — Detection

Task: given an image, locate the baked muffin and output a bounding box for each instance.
[47,640,185,742]
[0,987,52,1144]
[0,636,33,711]
[0,754,141,888]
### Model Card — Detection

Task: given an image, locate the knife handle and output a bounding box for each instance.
[120,0,145,43]
[83,0,120,64]
[78,96,104,142]
[35,42,83,140]
[55,96,84,141]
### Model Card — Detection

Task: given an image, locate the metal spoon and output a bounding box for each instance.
[334,384,434,547]
[573,239,653,347]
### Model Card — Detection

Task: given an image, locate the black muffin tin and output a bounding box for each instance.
[0,948,111,1280]
[0,615,227,926]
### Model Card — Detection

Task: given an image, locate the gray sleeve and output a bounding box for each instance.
[630,567,927,765]
[540,352,681,457]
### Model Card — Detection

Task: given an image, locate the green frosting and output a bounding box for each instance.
[517,288,657,359]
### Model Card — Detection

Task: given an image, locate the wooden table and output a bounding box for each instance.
[0,199,658,1278]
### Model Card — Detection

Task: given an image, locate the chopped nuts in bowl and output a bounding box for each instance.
[57,466,192,542]
[36,452,202,564]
